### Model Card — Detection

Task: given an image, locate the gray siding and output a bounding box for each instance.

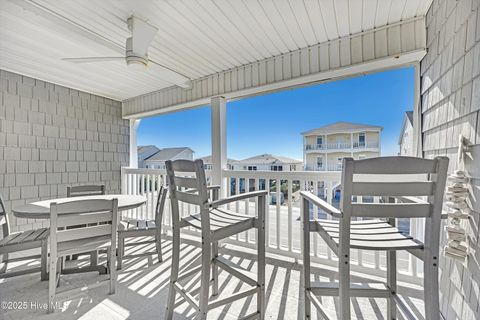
[0,70,129,232]
[421,0,480,319]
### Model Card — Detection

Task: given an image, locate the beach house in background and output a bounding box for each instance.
[198,155,236,170]
[139,147,194,169]
[302,122,382,171]
[398,111,415,156]
[137,145,160,168]
[232,154,302,171]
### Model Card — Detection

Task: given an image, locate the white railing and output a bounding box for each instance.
[353,141,379,149]
[306,142,379,151]
[121,167,424,283]
[304,164,342,171]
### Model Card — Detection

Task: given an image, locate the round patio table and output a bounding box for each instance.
[12,194,147,276]
[12,194,147,219]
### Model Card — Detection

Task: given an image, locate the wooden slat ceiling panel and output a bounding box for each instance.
[0,0,433,100]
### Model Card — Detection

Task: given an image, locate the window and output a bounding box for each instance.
[271,165,283,171]
[290,164,296,171]
[316,156,323,168]
[359,132,365,147]
[316,135,323,146]
[247,166,257,171]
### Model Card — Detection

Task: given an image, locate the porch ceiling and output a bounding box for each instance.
[1,0,432,103]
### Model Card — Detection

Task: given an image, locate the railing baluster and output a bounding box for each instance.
[313,180,319,257]
[276,177,281,250]
[287,179,293,252]
[265,178,270,248]
[235,177,240,241]
[245,177,250,243]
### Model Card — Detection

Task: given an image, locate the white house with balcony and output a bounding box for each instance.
[302,122,382,171]
[232,154,302,172]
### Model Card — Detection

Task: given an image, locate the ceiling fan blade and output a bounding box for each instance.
[148,59,192,89]
[62,57,124,63]
[129,16,158,56]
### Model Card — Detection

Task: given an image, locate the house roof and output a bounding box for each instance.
[138,145,159,154]
[144,147,193,162]
[405,111,414,125]
[197,156,237,164]
[398,111,414,145]
[301,122,383,136]
[236,154,302,165]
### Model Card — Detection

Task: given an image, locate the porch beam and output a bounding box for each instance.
[129,119,141,168]
[123,18,426,119]
[211,97,227,197]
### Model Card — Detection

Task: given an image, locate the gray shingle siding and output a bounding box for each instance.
[421,0,480,319]
[0,69,129,232]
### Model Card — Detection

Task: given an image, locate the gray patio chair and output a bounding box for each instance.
[117,186,168,269]
[164,159,267,320]
[301,156,448,320]
[66,184,106,264]
[0,193,48,280]
[48,198,118,313]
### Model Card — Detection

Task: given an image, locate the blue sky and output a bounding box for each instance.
[138,66,414,160]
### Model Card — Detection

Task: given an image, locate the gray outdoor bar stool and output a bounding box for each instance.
[164,159,267,320]
[301,156,448,320]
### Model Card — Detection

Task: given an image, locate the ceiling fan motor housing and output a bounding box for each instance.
[126,37,148,69]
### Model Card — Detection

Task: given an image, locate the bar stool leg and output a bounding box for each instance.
[257,196,266,319]
[117,234,124,270]
[165,226,180,320]
[211,241,219,296]
[197,240,211,320]
[387,251,397,319]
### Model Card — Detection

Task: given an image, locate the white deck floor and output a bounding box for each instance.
[0,236,425,319]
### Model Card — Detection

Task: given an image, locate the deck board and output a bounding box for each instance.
[0,237,425,319]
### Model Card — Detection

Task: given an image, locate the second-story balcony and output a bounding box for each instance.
[305,141,379,152]
[305,164,343,171]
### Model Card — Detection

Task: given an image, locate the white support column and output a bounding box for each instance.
[350,132,354,157]
[413,62,423,157]
[211,96,227,197]
[129,119,141,168]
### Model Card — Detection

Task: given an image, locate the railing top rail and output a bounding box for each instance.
[223,169,342,180]
[122,167,342,181]
[122,167,167,175]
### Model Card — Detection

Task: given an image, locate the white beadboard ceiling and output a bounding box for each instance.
[0,0,433,101]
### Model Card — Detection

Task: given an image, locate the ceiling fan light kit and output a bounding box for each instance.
[125,37,148,70]
[62,15,191,88]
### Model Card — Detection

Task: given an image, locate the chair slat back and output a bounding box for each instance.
[50,199,118,244]
[341,156,449,220]
[351,157,438,174]
[0,193,9,240]
[166,159,210,232]
[67,185,105,198]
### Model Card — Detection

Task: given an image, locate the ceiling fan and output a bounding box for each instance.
[62,16,191,89]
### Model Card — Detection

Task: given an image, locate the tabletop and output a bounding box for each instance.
[12,194,147,219]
